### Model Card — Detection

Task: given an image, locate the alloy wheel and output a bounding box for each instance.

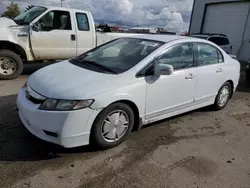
[218,86,230,107]
[101,110,129,143]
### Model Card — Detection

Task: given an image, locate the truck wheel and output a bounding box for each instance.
[0,50,23,80]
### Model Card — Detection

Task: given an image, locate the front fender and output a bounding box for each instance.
[0,26,34,61]
[90,84,146,117]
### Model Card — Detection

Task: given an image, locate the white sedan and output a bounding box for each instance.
[17,35,240,149]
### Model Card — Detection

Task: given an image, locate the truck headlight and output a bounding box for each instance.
[39,99,94,111]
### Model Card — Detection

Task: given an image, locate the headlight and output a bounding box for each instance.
[39,99,94,111]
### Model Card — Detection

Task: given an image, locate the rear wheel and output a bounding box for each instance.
[91,103,134,149]
[0,50,23,80]
[213,82,232,110]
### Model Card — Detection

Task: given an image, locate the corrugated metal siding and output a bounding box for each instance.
[189,0,241,33]
[202,2,250,55]
[189,0,250,61]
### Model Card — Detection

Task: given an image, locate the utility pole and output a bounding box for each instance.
[60,0,65,7]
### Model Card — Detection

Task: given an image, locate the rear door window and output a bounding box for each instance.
[76,13,90,31]
[196,43,224,66]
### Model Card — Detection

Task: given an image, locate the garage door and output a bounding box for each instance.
[202,2,250,55]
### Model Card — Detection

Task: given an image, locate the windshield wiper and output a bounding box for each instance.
[72,58,117,74]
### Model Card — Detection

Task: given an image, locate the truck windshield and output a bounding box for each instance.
[14,6,47,25]
[70,38,164,74]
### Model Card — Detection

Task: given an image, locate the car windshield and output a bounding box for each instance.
[14,6,47,25]
[70,38,164,74]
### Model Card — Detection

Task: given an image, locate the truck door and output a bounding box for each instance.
[74,12,96,55]
[30,10,77,60]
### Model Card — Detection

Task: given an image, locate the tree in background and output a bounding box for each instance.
[25,5,35,12]
[2,2,20,19]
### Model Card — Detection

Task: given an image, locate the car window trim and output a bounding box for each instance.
[217,49,224,63]
[136,42,196,78]
[194,42,225,67]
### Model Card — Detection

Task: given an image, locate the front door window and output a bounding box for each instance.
[37,10,72,31]
[155,43,194,70]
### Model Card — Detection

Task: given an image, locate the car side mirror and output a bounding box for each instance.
[154,64,174,76]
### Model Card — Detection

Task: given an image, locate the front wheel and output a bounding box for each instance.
[91,103,134,149]
[214,82,232,110]
[0,50,23,80]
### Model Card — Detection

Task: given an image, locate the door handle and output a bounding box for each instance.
[17,33,28,37]
[71,34,76,41]
[216,68,224,73]
[185,73,196,80]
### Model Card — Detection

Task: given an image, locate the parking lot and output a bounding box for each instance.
[0,63,250,188]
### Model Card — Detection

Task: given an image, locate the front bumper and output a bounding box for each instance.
[17,88,101,148]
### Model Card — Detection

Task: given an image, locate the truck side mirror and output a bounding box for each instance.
[32,23,39,32]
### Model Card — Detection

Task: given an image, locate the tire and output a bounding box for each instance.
[0,50,23,80]
[91,103,135,149]
[213,82,232,110]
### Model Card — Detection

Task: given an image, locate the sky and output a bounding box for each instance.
[0,0,194,33]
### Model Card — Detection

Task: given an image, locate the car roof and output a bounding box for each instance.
[191,33,228,38]
[124,34,217,45]
[124,34,188,43]
[191,34,209,38]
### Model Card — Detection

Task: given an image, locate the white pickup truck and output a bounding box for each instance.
[0,6,137,80]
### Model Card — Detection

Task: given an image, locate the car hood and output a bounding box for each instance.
[27,61,121,99]
[0,17,17,26]
[0,17,29,42]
